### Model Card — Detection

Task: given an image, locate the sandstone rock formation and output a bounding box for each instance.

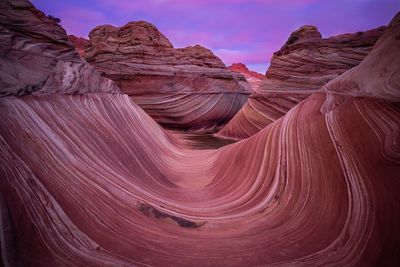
[228,63,263,91]
[0,0,119,96]
[1,1,400,266]
[217,24,386,140]
[82,21,250,132]
[68,35,89,57]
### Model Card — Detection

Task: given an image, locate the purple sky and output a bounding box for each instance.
[32,0,399,73]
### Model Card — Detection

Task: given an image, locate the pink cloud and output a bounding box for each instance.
[31,0,399,75]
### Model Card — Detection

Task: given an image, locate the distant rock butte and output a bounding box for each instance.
[68,35,89,57]
[228,63,264,91]
[229,63,264,79]
[82,21,250,132]
[217,24,386,140]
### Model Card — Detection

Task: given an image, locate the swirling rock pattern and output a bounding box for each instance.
[83,21,250,132]
[1,1,400,266]
[217,24,386,140]
[0,0,120,96]
[228,63,264,91]
[1,91,400,266]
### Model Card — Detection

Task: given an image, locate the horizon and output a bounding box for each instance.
[32,0,399,73]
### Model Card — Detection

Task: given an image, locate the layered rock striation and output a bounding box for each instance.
[83,21,250,132]
[0,0,119,96]
[217,24,386,139]
[1,1,400,266]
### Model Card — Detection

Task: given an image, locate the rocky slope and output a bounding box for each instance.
[0,0,119,96]
[1,1,400,266]
[82,21,250,132]
[228,63,263,91]
[217,24,386,139]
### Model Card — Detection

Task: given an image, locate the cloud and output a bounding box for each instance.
[58,7,109,37]
[31,0,400,70]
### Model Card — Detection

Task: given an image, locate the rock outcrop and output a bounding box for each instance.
[82,21,250,132]
[228,63,263,91]
[217,25,386,140]
[1,1,400,266]
[68,35,89,57]
[0,0,119,96]
[229,63,264,79]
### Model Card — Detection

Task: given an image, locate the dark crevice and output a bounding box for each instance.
[138,203,204,229]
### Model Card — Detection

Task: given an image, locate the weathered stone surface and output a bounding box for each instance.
[217,24,386,139]
[84,21,250,132]
[228,63,263,91]
[0,0,120,96]
[1,2,400,266]
[322,14,400,102]
[68,35,89,57]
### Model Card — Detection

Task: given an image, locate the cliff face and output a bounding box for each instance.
[0,0,119,96]
[1,1,400,266]
[68,35,89,57]
[217,25,386,139]
[83,21,250,132]
[228,63,263,91]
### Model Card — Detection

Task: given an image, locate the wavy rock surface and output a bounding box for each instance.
[1,81,400,266]
[83,21,250,132]
[217,25,386,140]
[1,1,400,266]
[228,63,263,91]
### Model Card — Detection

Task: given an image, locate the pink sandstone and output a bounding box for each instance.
[0,0,119,96]
[217,24,385,140]
[228,63,264,91]
[0,1,400,266]
[81,21,251,132]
